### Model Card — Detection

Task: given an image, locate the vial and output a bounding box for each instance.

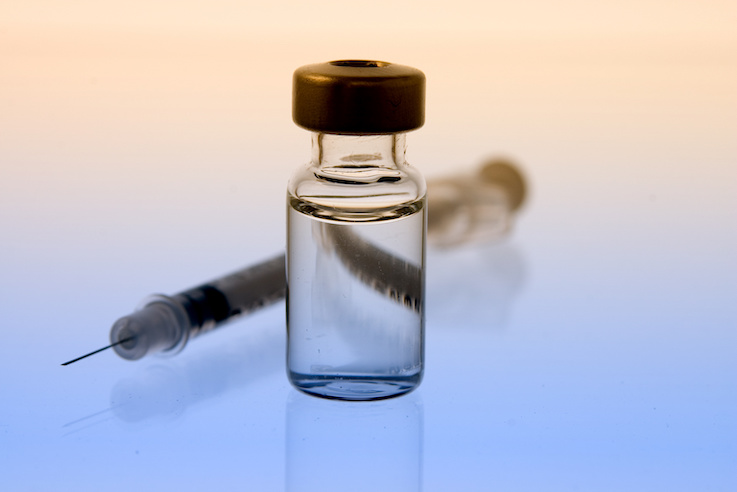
[287,60,427,400]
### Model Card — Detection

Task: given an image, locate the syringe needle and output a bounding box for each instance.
[61,336,135,366]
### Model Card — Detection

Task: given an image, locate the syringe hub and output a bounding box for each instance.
[110,295,192,360]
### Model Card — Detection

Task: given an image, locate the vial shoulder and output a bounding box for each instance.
[288,162,426,223]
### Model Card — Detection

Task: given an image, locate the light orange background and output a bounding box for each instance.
[1,0,735,303]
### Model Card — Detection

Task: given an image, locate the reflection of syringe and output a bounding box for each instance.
[61,159,526,365]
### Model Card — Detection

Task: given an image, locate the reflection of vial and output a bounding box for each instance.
[286,390,424,491]
[287,60,426,400]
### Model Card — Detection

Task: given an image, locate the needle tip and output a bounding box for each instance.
[61,337,134,366]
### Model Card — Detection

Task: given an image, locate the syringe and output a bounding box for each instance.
[61,159,526,365]
[62,255,285,364]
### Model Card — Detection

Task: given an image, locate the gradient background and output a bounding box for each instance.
[1,1,735,491]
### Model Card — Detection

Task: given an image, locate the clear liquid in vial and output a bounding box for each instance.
[287,195,425,401]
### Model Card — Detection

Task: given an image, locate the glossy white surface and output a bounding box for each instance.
[1,2,735,490]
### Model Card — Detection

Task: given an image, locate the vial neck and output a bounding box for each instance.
[311,133,407,169]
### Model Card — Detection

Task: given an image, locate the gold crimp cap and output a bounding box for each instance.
[293,60,426,134]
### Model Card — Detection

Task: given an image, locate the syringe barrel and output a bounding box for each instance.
[111,255,286,360]
[107,161,524,361]
[176,254,286,340]
[427,159,526,247]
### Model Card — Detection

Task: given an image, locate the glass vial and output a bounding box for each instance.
[287,60,426,400]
